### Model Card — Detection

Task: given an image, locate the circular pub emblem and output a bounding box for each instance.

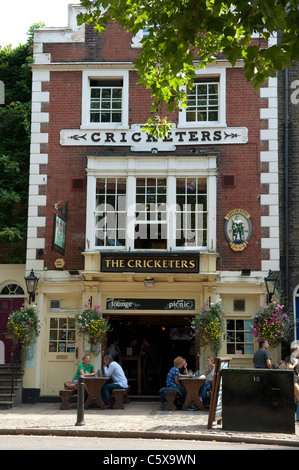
[224,209,252,251]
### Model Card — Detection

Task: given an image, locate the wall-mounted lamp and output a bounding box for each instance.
[151,148,158,154]
[264,269,278,304]
[24,269,39,304]
[144,278,155,287]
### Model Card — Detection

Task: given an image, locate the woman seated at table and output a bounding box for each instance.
[199,356,215,406]
[72,355,95,382]
[159,356,187,407]
[101,354,128,408]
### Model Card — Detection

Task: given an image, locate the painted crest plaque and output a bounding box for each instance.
[224,209,252,251]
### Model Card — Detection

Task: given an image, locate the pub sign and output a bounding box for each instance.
[101,252,200,273]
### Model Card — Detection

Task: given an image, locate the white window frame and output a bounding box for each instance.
[81,69,129,129]
[86,157,217,252]
[175,177,208,248]
[95,177,127,247]
[226,317,254,356]
[178,68,226,128]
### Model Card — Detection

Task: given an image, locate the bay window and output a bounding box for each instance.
[91,169,215,251]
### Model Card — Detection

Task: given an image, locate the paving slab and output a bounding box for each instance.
[0,401,299,447]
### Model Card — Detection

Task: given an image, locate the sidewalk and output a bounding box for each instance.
[1,401,299,447]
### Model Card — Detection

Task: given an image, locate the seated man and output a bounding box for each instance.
[101,354,128,408]
[159,356,187,407]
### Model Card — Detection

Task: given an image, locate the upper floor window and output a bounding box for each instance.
[81,70,129,129]
[175,178,207,247]
[95,177,127,247]
[90,79,123,124]
[92,175,212,251]
[186,78,219,123]
[134,178,167,249]
[178,68,226,128]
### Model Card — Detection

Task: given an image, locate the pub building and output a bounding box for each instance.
[12,4,280,401]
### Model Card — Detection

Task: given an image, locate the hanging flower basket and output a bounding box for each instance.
[6,304,40,362]
[75,302,110,355]
[192,300,225,357]
[251,301,290,347]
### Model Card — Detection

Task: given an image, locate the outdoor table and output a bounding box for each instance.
[179,377,206,410]
[84,376,111,409]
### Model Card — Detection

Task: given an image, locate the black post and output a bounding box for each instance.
[75,375,85,426]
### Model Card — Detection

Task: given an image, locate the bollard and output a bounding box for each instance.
[75,375,85,426]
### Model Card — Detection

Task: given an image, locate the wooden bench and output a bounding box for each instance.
[163,390,179,411]
[59,382,78,410]
[111,386,131,409]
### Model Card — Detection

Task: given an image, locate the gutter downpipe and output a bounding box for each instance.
[284,68,289,313]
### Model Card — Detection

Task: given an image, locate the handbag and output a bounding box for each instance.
[64,381,78,391]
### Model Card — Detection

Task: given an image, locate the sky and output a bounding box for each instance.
[0,0,80,48]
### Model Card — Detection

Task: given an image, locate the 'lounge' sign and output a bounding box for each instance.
[106,298,195,310]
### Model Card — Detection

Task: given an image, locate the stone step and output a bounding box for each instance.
[0,392,16,399]
[0,366,24,407]
[0,401,14,410]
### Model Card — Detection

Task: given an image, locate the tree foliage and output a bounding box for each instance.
[0,34,35,261]
[78,0,299,135]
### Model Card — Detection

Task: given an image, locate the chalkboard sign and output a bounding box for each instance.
[207,357,231,429]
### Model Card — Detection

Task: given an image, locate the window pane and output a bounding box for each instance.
[134,178,168,250]
[102,88,111,98]
[175,177,207,247]
[91,89,101,98]
[89,82,122,124]
[186,80,219,123]
[112,112,122,122]
[49,317,76,353]
[95,177,127,247]
[226,318,253,355]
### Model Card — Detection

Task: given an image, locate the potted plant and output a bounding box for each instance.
[6,304,40,362]
[76,302,110,355]
[192,300,225,356]
[251,301,290,347]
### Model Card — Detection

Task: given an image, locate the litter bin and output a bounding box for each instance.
[222,369,295,434]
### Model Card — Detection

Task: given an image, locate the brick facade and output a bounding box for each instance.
[27,7,278,275]
[19,5,283,396]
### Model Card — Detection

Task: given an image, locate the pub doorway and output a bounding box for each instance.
[105,314,196,396]
[0,296,25,365]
